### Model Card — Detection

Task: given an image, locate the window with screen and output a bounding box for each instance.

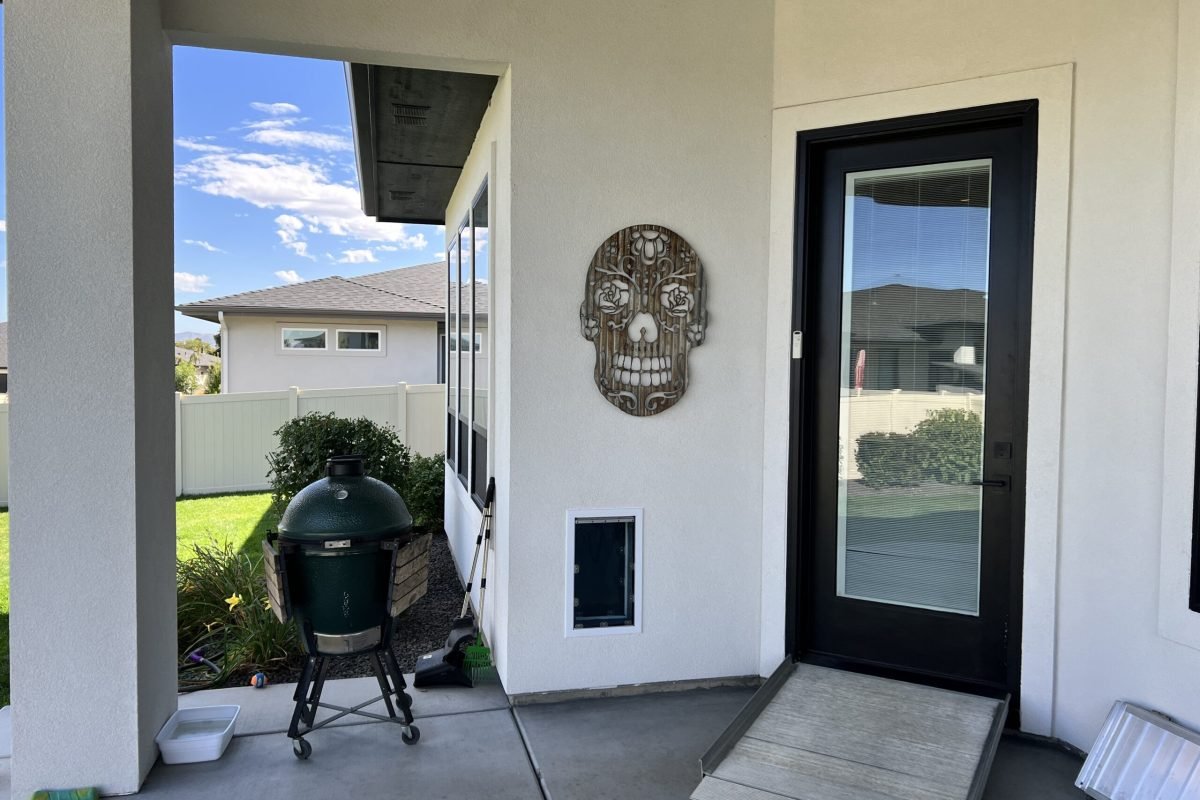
[447,237,459,468]
[446,179,489,504]
[470,186,489,503]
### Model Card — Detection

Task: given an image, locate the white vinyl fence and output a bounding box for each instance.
[174,383,445,496]
[0,384,444,505]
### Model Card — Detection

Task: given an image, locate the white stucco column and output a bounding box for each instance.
[7,0,176,794]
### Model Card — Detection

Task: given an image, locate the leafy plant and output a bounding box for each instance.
[177,541,295,689]
[174,361,198,394]
[912,408,982,485]
[855,432,925,488]
[405,453,445,530]
[204,363,221,395]
[267,413,413,513]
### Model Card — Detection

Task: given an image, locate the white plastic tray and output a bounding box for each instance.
[156,704,240,764]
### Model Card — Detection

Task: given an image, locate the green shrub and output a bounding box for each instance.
[177,541,295,689]
[855,432,925,488]
[912,408,982,485]
[405,453,445,530]
[266,413,413,513]
[204,363,221,395]
[174,361,197,394]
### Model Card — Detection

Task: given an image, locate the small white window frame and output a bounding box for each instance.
[335,327,385,354]
[279,326,328,352]
[564,507,644,638]
[449,332,483,353]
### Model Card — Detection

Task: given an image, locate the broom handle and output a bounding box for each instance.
[459,478,496,619]
[475,486,494,632]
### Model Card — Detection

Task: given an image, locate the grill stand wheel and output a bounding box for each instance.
[292,738,312,760]
[285,620,421,758]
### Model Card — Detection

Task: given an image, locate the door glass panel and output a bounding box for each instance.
[837,160,991,616]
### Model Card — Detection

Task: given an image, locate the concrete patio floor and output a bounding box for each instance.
[0,676,1087,799]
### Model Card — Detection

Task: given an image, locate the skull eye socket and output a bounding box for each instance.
[595,279,632,314]
[659,282,695,318]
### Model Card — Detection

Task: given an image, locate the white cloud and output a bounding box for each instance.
[285,241,314,259]
[275,214,304,241]
[244,117,303,131]
[338,249,378,264]
[274,270,304,284]
[174,272,212,294]
[245,128,352,152]
[0,220,7,233]
[376,245,399,252]
[274,214,316,261]
[175,151,430,246]
[183,239,223,253]
[175,137,231,153]
[250,101,301,116]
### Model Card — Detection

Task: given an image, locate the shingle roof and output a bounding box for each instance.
[174,347,220,369]
[176,262,488,323]
[849,284,985,343]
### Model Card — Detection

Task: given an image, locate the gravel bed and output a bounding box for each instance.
[222,529,465,688]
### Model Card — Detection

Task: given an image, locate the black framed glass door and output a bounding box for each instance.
[791,103,1036,701]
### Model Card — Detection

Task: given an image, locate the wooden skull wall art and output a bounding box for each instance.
[579,225,707,416]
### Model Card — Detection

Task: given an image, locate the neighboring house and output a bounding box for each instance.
[846,284,986,393]
[0,322,8,394]
[175,262,488,393]
[173,346,219,392]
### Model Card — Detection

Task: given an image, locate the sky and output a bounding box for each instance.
[172,47,445,334]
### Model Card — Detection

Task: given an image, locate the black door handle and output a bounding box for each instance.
[971,478,1009,488]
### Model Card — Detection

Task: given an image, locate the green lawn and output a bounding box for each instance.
[176,492,280,560]
[0,493,278,707]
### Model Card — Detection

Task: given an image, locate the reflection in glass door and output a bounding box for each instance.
[836,161,991,616]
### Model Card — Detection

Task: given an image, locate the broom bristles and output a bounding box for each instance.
[463,634,495,681]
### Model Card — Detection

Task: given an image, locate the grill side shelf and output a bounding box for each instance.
[263,534,293,624]
[388,532,432,618]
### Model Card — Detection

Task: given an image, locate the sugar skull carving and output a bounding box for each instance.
[579,225,707,416]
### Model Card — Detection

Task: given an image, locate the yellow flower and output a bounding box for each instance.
[262,597,272,611]
[225,593,243,611]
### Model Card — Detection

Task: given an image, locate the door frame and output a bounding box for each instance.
[760,64,1074,736]
[787,101,1037,713]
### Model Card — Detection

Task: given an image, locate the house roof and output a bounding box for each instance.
[174,347,220,369]
[0,322,7,370]
[176,261,488,325]
[849,284,985,343]
[347,63,499,224]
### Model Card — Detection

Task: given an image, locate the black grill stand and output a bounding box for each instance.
[286,618,419,760]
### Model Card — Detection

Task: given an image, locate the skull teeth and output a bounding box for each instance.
[612,367,673,387]
[614,354,674,371]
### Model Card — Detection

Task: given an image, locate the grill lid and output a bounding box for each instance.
[278,455,413,543]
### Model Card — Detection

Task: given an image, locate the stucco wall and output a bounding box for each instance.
[769,0,1200,752]
[163,0,775,697]
[21,2,1190,786]
[7,0,178,795]
[222,314,486,393]
[443,71,509,682]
